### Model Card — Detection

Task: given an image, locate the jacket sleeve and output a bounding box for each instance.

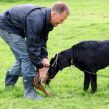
[41,33,48,59]
[26,11,44,69]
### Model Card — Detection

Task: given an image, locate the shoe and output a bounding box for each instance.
[5,71,19,87]
[23,76,43,100]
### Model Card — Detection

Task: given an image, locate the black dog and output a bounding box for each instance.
[46,40,109,93]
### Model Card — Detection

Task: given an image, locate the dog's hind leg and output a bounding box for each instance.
[83,72,90,91]
[83,61,97,93]
[90,74,97,93]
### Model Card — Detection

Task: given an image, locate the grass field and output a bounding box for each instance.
[0,0,109,109]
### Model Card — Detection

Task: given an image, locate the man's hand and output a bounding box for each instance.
[41,58,49,67]
[38,58,49,83]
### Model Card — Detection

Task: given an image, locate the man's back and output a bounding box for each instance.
[0,4,47,36]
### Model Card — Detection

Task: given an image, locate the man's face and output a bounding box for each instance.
[50,11,68,26]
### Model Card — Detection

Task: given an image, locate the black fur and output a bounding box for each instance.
[47,40,109,93]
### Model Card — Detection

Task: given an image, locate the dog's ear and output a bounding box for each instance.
[50,57,55,66]
[47,54,59,79]
[50,54,58,66]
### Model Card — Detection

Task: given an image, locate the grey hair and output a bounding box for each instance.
[51,1,70,15]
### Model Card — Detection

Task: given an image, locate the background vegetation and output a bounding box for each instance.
[0,0,109,109]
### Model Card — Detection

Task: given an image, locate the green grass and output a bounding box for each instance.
[0,0,109,109]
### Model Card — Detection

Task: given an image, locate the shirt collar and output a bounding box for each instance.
[45,8,54,31]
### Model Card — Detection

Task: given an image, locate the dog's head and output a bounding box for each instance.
[45,49,73,85]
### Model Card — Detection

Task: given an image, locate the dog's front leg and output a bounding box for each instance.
[83,72,90,91]
[90,74,97,93]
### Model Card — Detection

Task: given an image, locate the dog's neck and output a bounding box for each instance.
[57,48,74,70]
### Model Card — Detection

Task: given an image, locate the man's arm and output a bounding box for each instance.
[41,34,48,59]
[26,10,44,69]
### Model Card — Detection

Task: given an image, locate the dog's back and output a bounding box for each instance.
[72,40,109,71]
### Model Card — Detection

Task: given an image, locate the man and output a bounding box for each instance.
[0,2,69,99]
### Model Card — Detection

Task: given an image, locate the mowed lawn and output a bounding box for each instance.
[0,0,109,109]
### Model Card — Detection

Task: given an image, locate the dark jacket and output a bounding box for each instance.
[0,4,54,69]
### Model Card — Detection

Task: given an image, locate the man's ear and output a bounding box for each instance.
[51,11,57,17]
[51,11,56,22]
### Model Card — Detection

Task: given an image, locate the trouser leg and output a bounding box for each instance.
[0,30,42,99]
[0,30,21,87]
[5,61,21,87]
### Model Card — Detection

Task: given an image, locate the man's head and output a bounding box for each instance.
[50,2,70,26]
